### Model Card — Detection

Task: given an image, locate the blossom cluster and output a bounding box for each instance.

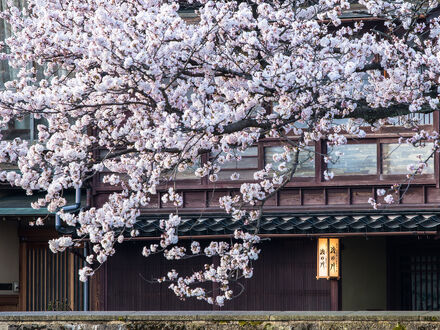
[0,0,439,304]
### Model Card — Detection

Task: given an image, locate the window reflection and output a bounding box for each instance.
[264,146,315,177]
[175,158,201,180]
[382,143,434,175]
[1,116,31,140]
[214,147,259,181]
[328,144,377,175]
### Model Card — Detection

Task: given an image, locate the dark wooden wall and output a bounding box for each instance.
[387,237,440,311]
[92,185,440,216]
[102,238,331,311]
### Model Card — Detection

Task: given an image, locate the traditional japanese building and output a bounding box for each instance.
[2,3,440,312]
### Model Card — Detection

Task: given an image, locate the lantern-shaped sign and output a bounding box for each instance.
[316,238,340,279]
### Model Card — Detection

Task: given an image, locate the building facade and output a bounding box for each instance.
[1,3,440,312]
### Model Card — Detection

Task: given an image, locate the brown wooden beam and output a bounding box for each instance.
[330,279,339,311]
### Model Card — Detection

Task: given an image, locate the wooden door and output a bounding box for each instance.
[388,237,440,310]
[19,242,87,311]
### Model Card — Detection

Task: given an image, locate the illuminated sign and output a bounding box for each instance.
[316,238,340,279]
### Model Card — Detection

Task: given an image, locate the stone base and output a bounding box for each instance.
[1,311,440,329]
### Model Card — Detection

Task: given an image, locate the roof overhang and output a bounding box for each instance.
[134,211,440,238]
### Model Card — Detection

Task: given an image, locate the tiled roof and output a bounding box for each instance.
[135,212,440,236]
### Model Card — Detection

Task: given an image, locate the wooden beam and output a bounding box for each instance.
[330,279,339,311]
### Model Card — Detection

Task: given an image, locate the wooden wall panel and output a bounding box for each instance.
[264,194,277,206]
[184,191,205,208]
[93,193,110,208]
[327,188,349,205]
[143,194,159,209]
[279,190,301,206]
[104,238,331,311]
[351,188,372,205]
[207,191,225,207]
[159,192,175,208]
[426,187,440,203]
[95,184,440,213]
[303,190,324,206]
[401,187,423,204]
[377,190,400,205]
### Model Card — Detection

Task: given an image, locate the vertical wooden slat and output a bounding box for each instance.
[425,256,428,310]
[51,251,54,308]
[19,242,27,311]
[419,256,422,310]
[43,249,47,311]
[64,252,68,306]
[31,248,35,311]
[435,256,440,309]
[75,255,79,310]
[48,251,52,308]
[40,248,43,310]
[27,246,30,310]
[53,254,60,303]
[61,253,64,305]
[36,248,40,310]
[69,252,75,311]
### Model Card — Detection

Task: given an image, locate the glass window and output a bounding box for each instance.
[213,147,259,181]
[0,1,26,88]
[327,144,377,175]
[1,116,31,140]
[264,146,315,177]
[389,113,433,126]
[175,158,201,180]
[382,143,434,175]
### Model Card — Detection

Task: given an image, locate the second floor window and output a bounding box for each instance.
[264,146,315,177]
[327,143,377,176]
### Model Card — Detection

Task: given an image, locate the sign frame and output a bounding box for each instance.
[316,237,340,280]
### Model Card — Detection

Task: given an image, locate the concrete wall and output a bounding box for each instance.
[341,237,387,311]
[0,220,19,295]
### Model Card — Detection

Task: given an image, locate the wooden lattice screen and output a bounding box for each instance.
[21,243,87,311]
[400,255,440,310]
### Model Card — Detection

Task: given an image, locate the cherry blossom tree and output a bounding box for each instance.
[0,0,440,306]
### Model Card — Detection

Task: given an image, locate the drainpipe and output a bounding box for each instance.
[54,184,89,311]
[55,185,82,234]
[83,243,89,311]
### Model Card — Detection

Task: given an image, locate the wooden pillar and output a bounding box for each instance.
[330,279,339,311]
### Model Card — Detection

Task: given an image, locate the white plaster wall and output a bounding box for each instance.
[0,220,19,295]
